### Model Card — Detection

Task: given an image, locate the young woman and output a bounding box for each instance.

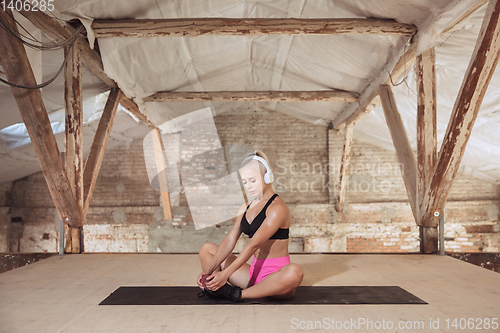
[197,150,304,302]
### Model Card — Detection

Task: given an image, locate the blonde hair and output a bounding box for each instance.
[241,150,276,191]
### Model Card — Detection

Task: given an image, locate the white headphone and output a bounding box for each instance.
[241,155,274,184]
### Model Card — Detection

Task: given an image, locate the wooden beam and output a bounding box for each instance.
[19,10,162,131]
[379,84,418,222]
[333,43,416,129]
[19,11,158,132]
[440,0,489,37]
[419,227,438,254]
[64,225,72,253]
[19,10,116,87]
[119,95,156,129]
[92,18,417,38]
[420,0,500,229]
[64,43,84,209]
[416,47,438,254]
[70,227,81,253]
[144,90,359,103]
[151,129,173,220]
[64,41,84,253]
[332,0,487,131]
[416,48,437,222]
[82,89,122,219]
[0,8,83,227]
[334,124,354,212]
[74,37,117,88]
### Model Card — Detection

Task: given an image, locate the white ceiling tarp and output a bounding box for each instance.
[355,3,500,182]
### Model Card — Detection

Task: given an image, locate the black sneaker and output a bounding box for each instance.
[198,283,242,302]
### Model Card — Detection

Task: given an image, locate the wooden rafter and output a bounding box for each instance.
[92,18,417,38]
[379,84,418,222]
[82,89,123,219]
[19,10,155,129]
[440,0,489,37]
[334,124,354,212]
[332,43,416,130]
[119,95,155,129]
[0,8,82,227]
[332,0,488,131]
[144,90,359,103]
[420,0,500,228]
[19,10,116,88]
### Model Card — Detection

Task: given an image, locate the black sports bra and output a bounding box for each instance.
[240,193,289,239]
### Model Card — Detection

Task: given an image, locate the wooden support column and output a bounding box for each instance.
[379,85,418,222]
[420,0,500,243]
[334,124,354,212]
[0,8,82,227]
[416,48,438,253]
[82,89,122,220]
[151,129,173,220]
[64,41,84,253]
[419,223,438,254]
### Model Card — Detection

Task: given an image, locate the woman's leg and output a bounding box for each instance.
[198,242,223,273]
[240,263,304,300]
[198,242,252,289]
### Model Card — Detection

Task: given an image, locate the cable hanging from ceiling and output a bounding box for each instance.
[0,9,85,89]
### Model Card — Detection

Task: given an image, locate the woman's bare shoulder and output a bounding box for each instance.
[275,194,287,205]
[269,195,289,214]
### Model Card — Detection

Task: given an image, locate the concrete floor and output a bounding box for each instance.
[0,253,499,333]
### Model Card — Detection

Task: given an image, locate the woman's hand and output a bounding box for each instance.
[205,270,229,291]
[197,272,212,290]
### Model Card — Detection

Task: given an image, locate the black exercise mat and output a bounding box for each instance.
[99,286,427,305]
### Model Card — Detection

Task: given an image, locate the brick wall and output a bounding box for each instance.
[216,105,328,204]
[0,105,499,253]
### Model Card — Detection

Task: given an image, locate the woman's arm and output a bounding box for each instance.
[220,242,259,278]
[204,236,235,274]
[220,203,288,278]
[202,203,247,274]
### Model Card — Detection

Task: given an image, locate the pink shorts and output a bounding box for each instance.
[249,256,290,285]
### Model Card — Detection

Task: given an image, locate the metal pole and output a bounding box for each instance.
[59,216,64,255]
[439,209,445,255]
